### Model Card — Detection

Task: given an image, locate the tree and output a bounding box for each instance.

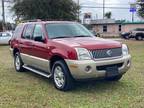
[105,12,112,19]
[12,0,80,21]
[137,0,144,18]
[0,21,14,31]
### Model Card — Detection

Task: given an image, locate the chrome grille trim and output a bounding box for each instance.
[90,48,122,59]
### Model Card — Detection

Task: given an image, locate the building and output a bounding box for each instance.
[91,19,144,37]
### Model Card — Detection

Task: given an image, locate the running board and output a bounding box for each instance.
[23,65,52,78]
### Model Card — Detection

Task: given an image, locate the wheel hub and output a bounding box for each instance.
[54,66,65,88]
[15,56,20,70]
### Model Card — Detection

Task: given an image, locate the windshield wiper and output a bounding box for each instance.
[51,36,70,39]
[74,35,91,37]
[51,35,91,39]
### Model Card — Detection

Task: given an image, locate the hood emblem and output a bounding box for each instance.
[107,50,112,56]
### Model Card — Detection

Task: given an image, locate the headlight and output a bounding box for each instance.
[122,44,129,56]
[75,48,91,60]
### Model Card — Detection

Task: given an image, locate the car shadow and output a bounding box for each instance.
[21,70,53,84]
[24,70,127,93]
[74,80,125,92]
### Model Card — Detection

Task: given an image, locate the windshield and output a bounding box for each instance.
[135,28,144,31]
[0,33,11,37]
[46,23,94,39]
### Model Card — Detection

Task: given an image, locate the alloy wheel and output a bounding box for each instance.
[54,66,65,88]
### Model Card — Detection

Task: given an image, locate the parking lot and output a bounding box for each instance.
[0,40,144,108]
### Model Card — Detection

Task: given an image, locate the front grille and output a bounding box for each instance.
[96,63,123,71]
[90,48,122,59]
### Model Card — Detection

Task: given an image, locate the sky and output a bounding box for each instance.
[0,1,15,23]
[0,0,143,23]
[79,0,142,21]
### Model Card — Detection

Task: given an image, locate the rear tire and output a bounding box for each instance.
[14,52,24,72]
[52,60,74,91]
[106,75,122,81]
[135,35,143,41]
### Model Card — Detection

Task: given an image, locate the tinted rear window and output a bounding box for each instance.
[13,24,24,38]
[1,33,11,37]
[22,24,35,39]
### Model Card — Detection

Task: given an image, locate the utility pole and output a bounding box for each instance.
[103,0,105,19]
[132,12,134,22]
[2,0,6,31]
[78,0,80,21]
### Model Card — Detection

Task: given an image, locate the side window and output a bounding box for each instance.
[13,24,24,38]
[103,25,107,32]
[33,24,44,42]
[0,33,2,37]
[23,24,34,39]
[2,33,11,37]
[119,25,122,32]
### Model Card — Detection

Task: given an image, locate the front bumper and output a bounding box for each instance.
[66,55,131,80]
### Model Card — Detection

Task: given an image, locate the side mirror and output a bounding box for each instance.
[34,36,45,43]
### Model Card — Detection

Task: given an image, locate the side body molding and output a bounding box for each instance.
[21,53,50,73]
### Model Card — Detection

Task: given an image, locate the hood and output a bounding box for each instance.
[52,37,122,50]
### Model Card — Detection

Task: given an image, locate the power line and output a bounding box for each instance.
[81,6,130,9]
[102,4,129,5]
[83,3,130,6]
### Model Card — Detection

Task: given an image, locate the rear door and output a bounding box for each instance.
[30,24,50,72]
[19,24,35,65]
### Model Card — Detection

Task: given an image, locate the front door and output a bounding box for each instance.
[31,24,50,72]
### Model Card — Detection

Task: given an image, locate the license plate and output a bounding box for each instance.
[106,66,119,77]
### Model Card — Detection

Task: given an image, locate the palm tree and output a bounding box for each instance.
[105,12,112,19]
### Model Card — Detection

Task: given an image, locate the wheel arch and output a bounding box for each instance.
[50,55,67,72]
[13,48,20,56]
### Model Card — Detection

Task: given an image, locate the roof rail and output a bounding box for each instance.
[19,19,77,23]
[21,19,42,23]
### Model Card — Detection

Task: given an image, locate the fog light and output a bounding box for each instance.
[85,66,92,73]
[127,60,131,67]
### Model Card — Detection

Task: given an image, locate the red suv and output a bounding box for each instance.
[10,21,131,91]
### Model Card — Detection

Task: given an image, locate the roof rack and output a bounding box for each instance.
[19,19,77,24]
[21,19,42,23]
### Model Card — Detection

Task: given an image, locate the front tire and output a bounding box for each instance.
[14,52,24,72]
[52,60,74,91]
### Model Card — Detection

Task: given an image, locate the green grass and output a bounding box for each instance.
[0,40,144,108]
